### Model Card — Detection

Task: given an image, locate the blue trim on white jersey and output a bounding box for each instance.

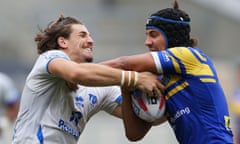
[37,125,44,144]
[41,50,70,74]
[114,95,122,104]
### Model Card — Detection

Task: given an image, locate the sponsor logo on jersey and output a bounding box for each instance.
[89,94,97,105]
[75,93,98,108]
[58,119,80,139]
[75,96,84,108]
[169,107,191,131]
[170,107,191,124]
[162,51,170,62]
[58,111,82,139]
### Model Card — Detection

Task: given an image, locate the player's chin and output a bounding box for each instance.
[85,57,93,63]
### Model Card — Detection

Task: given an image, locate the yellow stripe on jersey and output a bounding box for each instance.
[168,47,214,77]
[192,49,206,61]
[165,81,189,100]
[169,55,181,73]
[200,78,216,83]
[224,115,231,130]
[164,47,217,100]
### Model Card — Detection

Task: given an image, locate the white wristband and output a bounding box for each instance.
[128,71,131,86]
[121,71,125,86]
[134,71,138,87]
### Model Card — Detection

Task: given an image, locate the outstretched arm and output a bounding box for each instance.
[48,57,163,96]
[100,53,159,74]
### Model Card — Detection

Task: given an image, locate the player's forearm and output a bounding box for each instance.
[100,57,126,69]
[72,63,121,86]
[72,63,140,89]
[101,53,159,74]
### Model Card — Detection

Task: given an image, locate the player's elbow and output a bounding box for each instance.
[125,131,145,142]
[67,70,81,83]
[127,136,144,142]
[67,69,89,84]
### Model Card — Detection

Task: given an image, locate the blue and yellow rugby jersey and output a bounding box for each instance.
[151,47,233,144]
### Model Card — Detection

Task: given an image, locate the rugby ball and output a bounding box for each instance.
[131,89,166,122]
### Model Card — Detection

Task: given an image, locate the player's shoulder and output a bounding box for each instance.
[169,47,203,54]
[168,47,204,60]
[168,46,191,54]
[40,50,70,61]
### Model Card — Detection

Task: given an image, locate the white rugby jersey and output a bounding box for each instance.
[12,50,121,144]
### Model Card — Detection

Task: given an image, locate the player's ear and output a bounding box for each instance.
[57,36,67,49]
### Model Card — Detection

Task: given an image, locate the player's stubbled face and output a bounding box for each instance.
[65,24,94,63]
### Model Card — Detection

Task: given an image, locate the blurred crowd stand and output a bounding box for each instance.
[0,72,20,144]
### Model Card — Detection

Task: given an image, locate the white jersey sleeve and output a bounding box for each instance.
[94,86,121,114]
[151,52,163,74]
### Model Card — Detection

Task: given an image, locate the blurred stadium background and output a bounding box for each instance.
[0,0,240,143]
